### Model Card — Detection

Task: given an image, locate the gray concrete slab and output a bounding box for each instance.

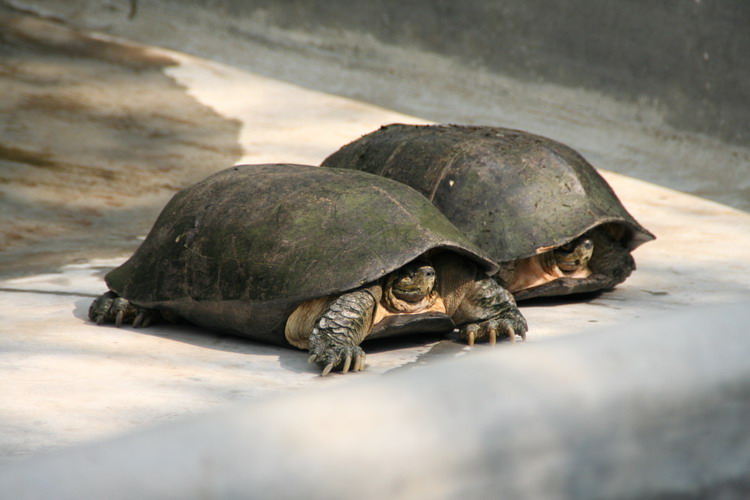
[2,302,750,499]
[1,21,749,468]
[0,259,437,461]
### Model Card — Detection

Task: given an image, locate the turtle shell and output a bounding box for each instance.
[105,164,497,345]
[322,123,654,269]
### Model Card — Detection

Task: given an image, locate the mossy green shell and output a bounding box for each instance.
[105,164,497,344]
[322,124,655,263]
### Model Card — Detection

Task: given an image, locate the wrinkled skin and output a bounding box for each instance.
[305,261,526,375]
[90,258,527,376]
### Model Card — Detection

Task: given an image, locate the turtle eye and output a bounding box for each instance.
[423,268,435,278]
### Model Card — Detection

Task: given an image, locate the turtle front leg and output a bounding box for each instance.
[307,287,378,376]
[454,278,528,346]
[88,291,160,328]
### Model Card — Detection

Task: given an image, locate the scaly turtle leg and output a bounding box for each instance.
[454,278,528,346]
[307,287,378,376]
[88,291,160,328]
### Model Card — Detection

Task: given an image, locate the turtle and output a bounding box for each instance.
[89,164,527,375]
[321,124,655,300]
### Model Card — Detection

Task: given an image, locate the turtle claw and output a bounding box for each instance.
[460,318,520,346]
[307,290,372,375]
[342,354,353,374]
[311,346,366,376]
[88,291,159,328]
[306,353,337,377]
[354,353,365,372]
[307,329,367,376]
[455,277,528,346]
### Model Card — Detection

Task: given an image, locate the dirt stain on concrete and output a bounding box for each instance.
[0,13,243,276]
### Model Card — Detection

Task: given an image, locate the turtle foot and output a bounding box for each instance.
[308,332,366,376]
[459,313,526,346]
[306,288,375,375]
[88,291,160,328]
[456,278,529,346]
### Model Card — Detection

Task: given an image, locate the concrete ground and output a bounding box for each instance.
[1,10,749,472]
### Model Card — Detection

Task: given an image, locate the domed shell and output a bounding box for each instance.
[321,124,655,263]
[105,164,497,344]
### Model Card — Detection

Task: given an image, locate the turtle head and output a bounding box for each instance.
[500,233,597,295]
[554,236,594,274]
[382,260,440,314]
[504,227,637,300]
[389,262,436,302]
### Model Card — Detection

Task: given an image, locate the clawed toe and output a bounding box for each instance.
[504,325,515,344]
[460,318,521,346]
[89,292,158,328]
[308,345,366,376]
[465,324,478,346]
[342,354,352,374]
